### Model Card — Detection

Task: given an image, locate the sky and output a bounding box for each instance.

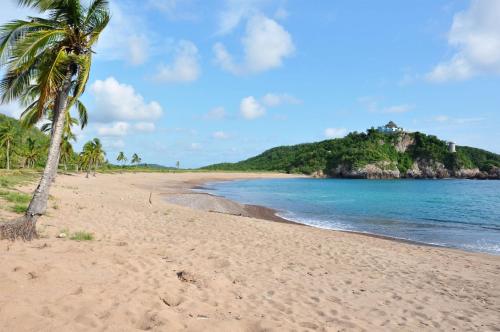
[1,0,500,168]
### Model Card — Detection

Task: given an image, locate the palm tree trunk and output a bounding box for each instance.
[6,140,10,170]
[26,85,70,211]
[0,76,73,241]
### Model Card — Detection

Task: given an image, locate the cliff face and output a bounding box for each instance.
[331,162,400,179]
[330,160,500,179]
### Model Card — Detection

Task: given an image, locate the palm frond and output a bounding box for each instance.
[75,99,88,129]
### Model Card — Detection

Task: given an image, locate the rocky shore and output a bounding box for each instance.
[328,161,500,179]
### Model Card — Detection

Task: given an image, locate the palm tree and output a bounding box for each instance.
[0,121,17,170]
[116,151,127,167]
[39,107,86,141]
[0,0,110,240]
[80,138,105,178]
[24,137,41,168]
[131,153,141,167]
[59,135,74,171]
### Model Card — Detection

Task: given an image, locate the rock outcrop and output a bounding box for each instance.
[330,160,500,179]
[331,162,400,179]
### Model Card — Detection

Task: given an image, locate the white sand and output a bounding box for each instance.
[1,172,499,331]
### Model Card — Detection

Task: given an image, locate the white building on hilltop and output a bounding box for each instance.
[377,121,404,133]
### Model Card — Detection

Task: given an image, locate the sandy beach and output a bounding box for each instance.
[1,172,499,331]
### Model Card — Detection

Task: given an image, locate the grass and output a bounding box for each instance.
[0,170,38,215]
[0,169,40,189]
[10,204,28,213]
[70,231,94,241]
[0,190,31,204]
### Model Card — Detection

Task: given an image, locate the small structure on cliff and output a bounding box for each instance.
[448,141,456,153]
[377,121,404,134]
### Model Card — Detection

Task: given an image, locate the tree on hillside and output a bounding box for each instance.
[117,151,127,167]
[131,153,141,166]
[80,138,105,178]
[0,0,110,240]
[0,121,17,170]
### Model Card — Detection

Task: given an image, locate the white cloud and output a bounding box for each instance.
[214,15,295,74]
[204,107,226,120]
[433,115,485,124]
[240,96,266,119]
[212,131,230,139]
[0,102,24,119]
[148,0,198,21]
[90,77,163,123]
[261,93,301,107]
[154,40,201,82]
[95,2,151,65]
[134,122,156,132]
[427,0,500,82]
[324,128,348,139]
[190,142,202,150]
[128,35,150,66]
[217,0,262,35]
[359,97,413,114]
[100,138,125,150]
[434,115,450,123]
[382,104,413,114]
[97,122,130,136]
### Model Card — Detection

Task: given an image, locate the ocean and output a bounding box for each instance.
[199,178,500,255]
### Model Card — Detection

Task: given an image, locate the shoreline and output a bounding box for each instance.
[188,178,450,251]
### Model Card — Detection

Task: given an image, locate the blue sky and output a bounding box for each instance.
[1,0,499,167]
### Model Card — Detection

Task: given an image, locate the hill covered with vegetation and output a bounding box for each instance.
[0,113,50,169]
[202,129,500,179]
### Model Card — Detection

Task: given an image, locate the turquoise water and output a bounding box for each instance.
[200,179,500,255]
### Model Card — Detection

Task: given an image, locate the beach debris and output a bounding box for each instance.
[149,192,153,205]
[27,271,38,279]
[160,294,183,307]
[177,270,197,283]
[57,232,67,238]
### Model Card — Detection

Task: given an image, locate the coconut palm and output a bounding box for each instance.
[23,136,41,168]
[116,151,127,167]
[0,0,110,240]
[80,138,105,178]
[59,135,74,171]
[39,106,86,141]
[0,121,17,170]
[131,153,141,166]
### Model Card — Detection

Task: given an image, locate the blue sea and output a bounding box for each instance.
[199,178,500,255]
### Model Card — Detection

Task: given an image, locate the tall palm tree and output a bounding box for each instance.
[24,136,41,168]
[59,135,74,171]
[80,138,105,178]
[0,121,17,170]
[0,0,110,240]
[116,151,127,167]
[131,153,141,167]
